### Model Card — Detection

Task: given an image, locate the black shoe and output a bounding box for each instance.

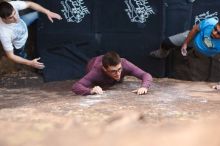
[150,48,170,59]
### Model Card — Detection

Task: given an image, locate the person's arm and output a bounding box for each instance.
[123,59,153,95]
[181,24,200,56]
[6,51,45,69]
[0,32,44,69]
[72,69,103,95]
[25,1,62,22]
[72,81,92,95]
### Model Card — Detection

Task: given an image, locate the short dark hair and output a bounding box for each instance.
[102,51,121,69]
[0,1,14,19]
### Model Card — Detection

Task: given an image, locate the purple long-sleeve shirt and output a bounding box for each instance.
[72,55,153,95]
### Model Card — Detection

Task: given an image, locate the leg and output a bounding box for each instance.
[20,11,39,26]
[150,38,177,58]
[168,30,190,46]
[150,30,190,58]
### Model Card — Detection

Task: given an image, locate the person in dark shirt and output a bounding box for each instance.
[72,51,153,95]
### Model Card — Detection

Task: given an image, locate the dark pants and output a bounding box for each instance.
[161,38,177,50]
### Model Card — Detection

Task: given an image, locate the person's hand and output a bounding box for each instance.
[132,87,148,95]
[212,84,220,90]
[181,43,188,56]
[46,10,62,23]
[30,57,45,69]
[91,86,104,95]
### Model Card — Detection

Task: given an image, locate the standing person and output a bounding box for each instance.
[0,1,62,69]
[150,17,220,89]
[72,51,153,95]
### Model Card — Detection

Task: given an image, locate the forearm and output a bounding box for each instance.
[124,59,153,88]
[6,52,32,66]
[72,82,92,95]
[183,25,199,45]
[141,73,153,88]
[26,1,50,15]
[131,71,152,88]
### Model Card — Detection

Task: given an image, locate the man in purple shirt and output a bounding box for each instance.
[72,51,153,95]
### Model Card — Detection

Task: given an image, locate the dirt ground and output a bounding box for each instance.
[0,69,220,146]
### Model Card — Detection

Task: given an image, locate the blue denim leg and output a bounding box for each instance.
[14,46,27,59]
[20,11,39,26]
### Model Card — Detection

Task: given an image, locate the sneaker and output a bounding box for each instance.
[150,48,171,59]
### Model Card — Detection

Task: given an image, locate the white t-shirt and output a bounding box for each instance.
[0,1,28,52]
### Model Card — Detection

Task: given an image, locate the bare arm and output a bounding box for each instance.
[181,24,200,56]
[25,1,62,22]
[6,51,45,69]
[183,24,200,45]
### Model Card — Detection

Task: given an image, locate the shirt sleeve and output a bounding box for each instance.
[9,1,28,11]
[72,69,100,95]
[199,17,218,30]
[122,59,153,88]
[0,33,14,52]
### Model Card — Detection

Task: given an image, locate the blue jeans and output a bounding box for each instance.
[20,11,39,26]
[14,46,27,58]
[14,12,39,58]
